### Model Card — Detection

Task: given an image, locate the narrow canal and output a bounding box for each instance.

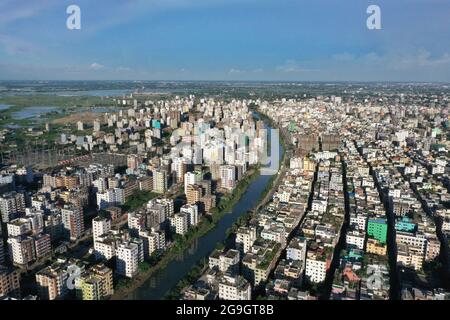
[126,118,283,299]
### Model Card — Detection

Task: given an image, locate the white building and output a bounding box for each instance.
[312,200,327,214]
[7,218,32,237]
[286,238,307,262]
[115,240,144,278]
[173,213,189,235]
[180,204,199,227]
[218,274,251,300]
[94,235,117,261]
[349,214,367,231]
[139,229,165,259]
[184,172,200,193]
[305,253,327,283]
[0,192,25,223]
[96,188,125,210]
[261,224,286,245]
[92,216,111,242]
[236,227,257,254]
[7,236,36,265]
[220,165,236,191]
[346,230,366,250]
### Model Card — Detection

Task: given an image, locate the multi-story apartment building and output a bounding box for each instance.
[79,263,114,300]
[0,266,21,299]
[180,203,199,227]
[139,228,165,259]
[36,263,69,300]
[366,238,387,256]
[92,216,111,242]
[0,241,5,265]
[220,165,236,191]
[0,191,25,223]
[305,251,327,283]
[152,169,168,194]
[96,188,125,209]
[236,226,257,254]
[186,184,202,205]
[7,236,36,266]
[115,240,144,278]
[173,213,189,235]
[61,205,85,241]
[218,274,251,300]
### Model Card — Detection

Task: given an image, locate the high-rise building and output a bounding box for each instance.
[33,233,51,259]
[0,241,5,265]
[172,157,187,183]
[186,184,202,205]
[152,169,168,194]
[7,218,32,237]
[94,233,118,261]
[220,165,236,191]
[305,251,327,283]
[138,176,153,192]
[7,236,36,266]
[180,204,199,227]
[115,240,144,278]
[193,146,203,165]
[199,180,212,196]
[93,178,108,193]
[79,263,114,300]
[139,228,165,259]
[200,194,216,213]
[36,262,69,300]
[173,213,189,235]
[147,197,174,215]
[127,212,146,237]
[96,188,125,209]
[0,192,25,223]
[236,226,257,254]
[184,171,202,193]
[0,266,21,299]
[61,205,85,241]
[92,216,111,242]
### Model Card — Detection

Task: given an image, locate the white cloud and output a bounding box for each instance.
[228,68,242,74]
[89,62,105,70]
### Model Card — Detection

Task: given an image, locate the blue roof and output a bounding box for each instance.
[369,218,387,224]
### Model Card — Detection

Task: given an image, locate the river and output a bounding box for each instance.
[126,119,282,300]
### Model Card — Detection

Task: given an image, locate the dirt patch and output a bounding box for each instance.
[51,112,103,125]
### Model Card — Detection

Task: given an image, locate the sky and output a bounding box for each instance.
[0,0,449,82]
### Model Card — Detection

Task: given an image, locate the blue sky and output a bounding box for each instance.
[0,0,449,81]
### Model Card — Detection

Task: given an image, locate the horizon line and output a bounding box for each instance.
[0,79,449,84]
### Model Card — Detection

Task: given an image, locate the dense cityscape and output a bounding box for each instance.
[0,1,449,311]
[0,81,449,301]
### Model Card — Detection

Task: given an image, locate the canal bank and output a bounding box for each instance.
[117,113,284,300]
